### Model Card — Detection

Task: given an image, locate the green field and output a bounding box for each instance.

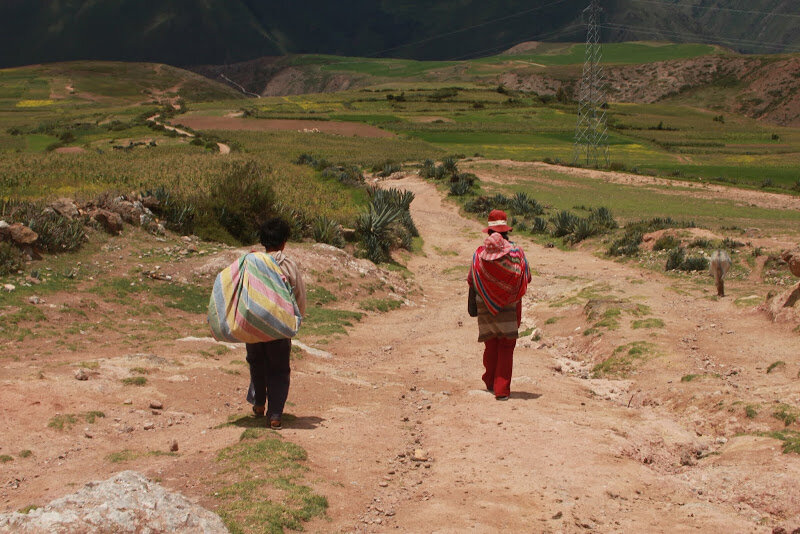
[1,49,799,242]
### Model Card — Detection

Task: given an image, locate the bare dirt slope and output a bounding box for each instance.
[1,176,799,533]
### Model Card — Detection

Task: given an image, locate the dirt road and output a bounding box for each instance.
[289,176,800,532]
[1,175,798,533]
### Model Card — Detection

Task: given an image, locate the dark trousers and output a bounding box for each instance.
[245,339,291,418]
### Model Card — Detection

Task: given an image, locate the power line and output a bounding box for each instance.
[364,0,573,57]
[601,21,800,53]
[628,0,800,21]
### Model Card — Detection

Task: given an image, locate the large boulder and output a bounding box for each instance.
[89,209,124,235]
[781,249,800,277]
[766,283,800,324]
[0,222,38,245]
[49,198,80,219]
[0,471,229,533]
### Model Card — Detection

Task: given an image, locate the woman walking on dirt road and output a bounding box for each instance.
[467,210,531,400]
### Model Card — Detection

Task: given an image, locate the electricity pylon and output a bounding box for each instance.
[573,0,609,167]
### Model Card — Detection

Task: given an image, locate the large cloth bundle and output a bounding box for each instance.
[468,233,531,316]
[208,252,302,343]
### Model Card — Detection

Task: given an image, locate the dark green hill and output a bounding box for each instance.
[1,1,798,68]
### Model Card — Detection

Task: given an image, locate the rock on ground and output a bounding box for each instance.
[0,471,228,533]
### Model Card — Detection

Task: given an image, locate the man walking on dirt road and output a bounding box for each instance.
[246,217,307,429]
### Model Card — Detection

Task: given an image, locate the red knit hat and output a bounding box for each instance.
[483,209,512,233]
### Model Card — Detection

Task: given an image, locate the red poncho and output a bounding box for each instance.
[468,233,531,315]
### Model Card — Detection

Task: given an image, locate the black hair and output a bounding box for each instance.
[259,217,291,250]
[488,229,509,240]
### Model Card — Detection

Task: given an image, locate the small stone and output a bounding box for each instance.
[169,440,179,452]
[28,296,43,304]
[379,481,389,487]
[411,449,428,462]
[3,284,15,292]
[552,511,563,520]
[74,369,89,381]
[84,431,93,439]
[121,425,134,433]
[144,422,155,430]
[123,399,133,405]
[149,400,164,410]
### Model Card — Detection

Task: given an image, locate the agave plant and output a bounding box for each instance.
[568,217,599,244]
[589,206,617,230]
[449,178,472,196]
[419,159,436,179]
[312,215,344,248]
[550,210,578,238]
[356,203,403,263]
[531,217,549,234]
[442,156,458,177]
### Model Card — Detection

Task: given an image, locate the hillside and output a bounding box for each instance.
[1,1,799,68]
[192,44,800,127]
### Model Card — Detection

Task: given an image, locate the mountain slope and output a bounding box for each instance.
[1,1,797,68]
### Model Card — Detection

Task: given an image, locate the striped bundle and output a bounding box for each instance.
[469,241,531,316]
[208,252,302,343]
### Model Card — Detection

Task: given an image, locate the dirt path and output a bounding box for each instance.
[2,176,798,532]
[282,176,800,532]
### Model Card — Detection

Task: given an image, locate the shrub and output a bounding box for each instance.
[143,187,195,235]
[449,178,473,196]
[441,157,458,177]
[567,217,599,244]
[680,255,709,271]
[550,210,578,238]
[665,247,709,271]
[373,160,401,177]
[608,231,643,257]
[193,161,275,245]
[653,234,681,251]
[0,242,24,275]
[8,202,86,252]
[589,207,617,230]
[419,159,436,179]
[689,238,711,248]
[531,217,549,234]
[311,215,344,248]
[464,196,492,216]
[665,247,686,271]
[321,164,364,186]
[509,192,544,216]
[356,204,402,263]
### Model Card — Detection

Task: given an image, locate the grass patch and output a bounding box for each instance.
[18,449,32,458]
[359,298,403,313]
[106,450,140,463]
[0,455,12,463]
[121,376,148,386]
[301,307,363,337]
[681,374,701,382]
[17,505,39,514]
[766,361,786,374]
[76,360,100,370]
[84,410,105,423]
[306,286,337,305]
[544,316,561,325]
[632,318,665,329]
[772,404,799,427]
[745,404,759,419]
[592,341,657,378]
[47,414,78,431]
[757,430,800,454]
[213,429,328,533]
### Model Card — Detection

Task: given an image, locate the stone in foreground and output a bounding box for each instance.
[0,471,228,533]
